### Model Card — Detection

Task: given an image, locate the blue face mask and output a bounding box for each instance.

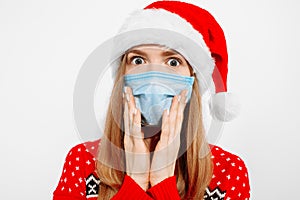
[124,71,194,125]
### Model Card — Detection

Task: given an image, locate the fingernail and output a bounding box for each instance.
[185,97,189,104]
[124,86,128,94]
[177,95,182,102]
[167,109,169,116]
[126,93,130,102]
[185,90,189,97]
[122,92,125,99]
[133,108,137,115]
[185,91,189,103]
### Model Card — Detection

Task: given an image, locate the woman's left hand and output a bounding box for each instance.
[149,90,188,186]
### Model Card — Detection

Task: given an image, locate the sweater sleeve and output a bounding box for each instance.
[112,175,181,200]
[147,176,181,199]
[111,175,153,200]
[53,144,89,200]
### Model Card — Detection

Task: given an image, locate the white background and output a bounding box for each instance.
[0,0,299,199]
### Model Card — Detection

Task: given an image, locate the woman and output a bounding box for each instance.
[53,1,250,199]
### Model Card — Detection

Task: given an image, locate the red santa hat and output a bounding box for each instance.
[110,0,239,121]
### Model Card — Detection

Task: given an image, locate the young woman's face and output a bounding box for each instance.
[124,45,192,76]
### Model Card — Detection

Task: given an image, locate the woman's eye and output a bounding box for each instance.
[167,58,180,67]
[131,57,145,65]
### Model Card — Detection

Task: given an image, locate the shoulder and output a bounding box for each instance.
[65,140,100,175]
[210,145,249,173]
[53,140,101,199]
[206,145,250,199]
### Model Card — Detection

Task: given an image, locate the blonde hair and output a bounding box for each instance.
[96,54,213,199]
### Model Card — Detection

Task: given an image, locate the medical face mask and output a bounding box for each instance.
[124,66,195,126]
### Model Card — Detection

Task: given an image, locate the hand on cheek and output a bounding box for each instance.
[123,87,150,191]
[149,90,188,187]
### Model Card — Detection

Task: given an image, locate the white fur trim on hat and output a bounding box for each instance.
[119,9,212,59]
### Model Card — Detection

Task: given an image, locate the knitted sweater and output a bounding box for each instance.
[53,140,250,200]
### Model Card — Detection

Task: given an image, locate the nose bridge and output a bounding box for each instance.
[147,49,163,65]
[150,56,163,64]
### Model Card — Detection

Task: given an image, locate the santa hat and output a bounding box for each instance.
[110,0,239,121]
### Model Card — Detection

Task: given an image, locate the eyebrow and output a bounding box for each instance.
[126,49,148,57]
[126,49,182,58]
[161,50,180,57]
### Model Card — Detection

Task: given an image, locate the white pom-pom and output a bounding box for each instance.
[209,92,241,122]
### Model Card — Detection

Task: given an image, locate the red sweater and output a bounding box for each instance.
[53,140,250,199]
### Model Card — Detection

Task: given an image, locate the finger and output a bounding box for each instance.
[178,89,188,112]
[174,90,188,138]
[169,95,180,139]
[125,87,137,128]
[132,109,142,139]
[123,100,132,153]
[123,100,130,137]
[160,109,170,143]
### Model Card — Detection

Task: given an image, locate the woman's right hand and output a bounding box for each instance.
[123,87,150,191]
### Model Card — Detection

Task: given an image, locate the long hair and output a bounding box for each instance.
[96,54,213,199]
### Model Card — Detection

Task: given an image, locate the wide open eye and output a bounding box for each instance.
[167,58,180,67]
[131,56,145,65]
